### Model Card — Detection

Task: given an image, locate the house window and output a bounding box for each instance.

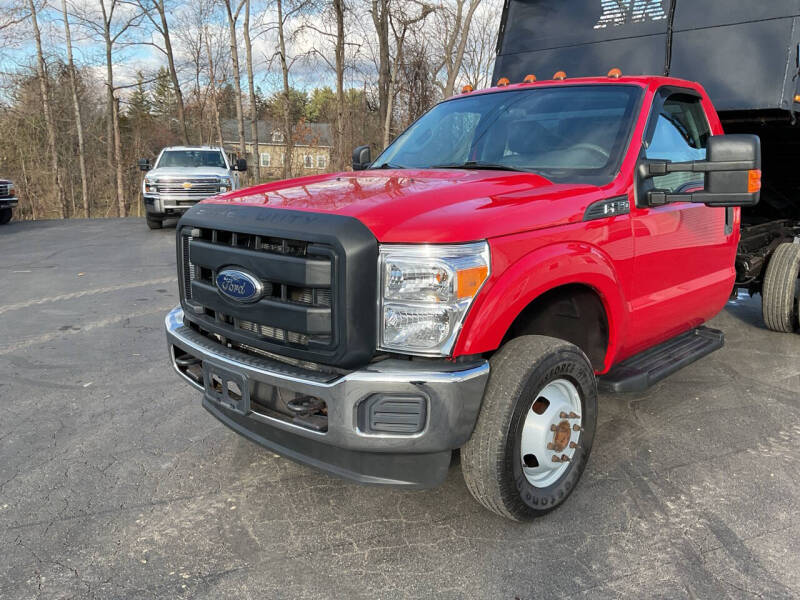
[260,152,270,167]
[316,155,327,169]
[304,155,313,169]
[272,131,284,143]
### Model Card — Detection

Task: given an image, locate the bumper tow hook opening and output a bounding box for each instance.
[286,396,328,433]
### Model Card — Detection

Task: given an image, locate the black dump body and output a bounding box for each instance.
[494,0,800,287]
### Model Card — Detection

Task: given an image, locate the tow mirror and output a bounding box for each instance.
[234,158,248,172]
[138,158,151,172]
[638,134,761,208]
[352,145,371,171]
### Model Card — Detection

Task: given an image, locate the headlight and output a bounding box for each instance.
[144,177,157,193]
[8,184,15,197]
[378,242,490,356]
[219,177,231,193]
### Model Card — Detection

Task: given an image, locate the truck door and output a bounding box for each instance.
[630,89,735,349]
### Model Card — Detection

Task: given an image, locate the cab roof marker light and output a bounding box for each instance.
[523,74,537,83]
[496,77,510,87]
[607,68,622,79]
[553,71,567,80]
[461,84,474,94]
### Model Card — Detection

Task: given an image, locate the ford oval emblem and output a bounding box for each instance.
[216,269,263,303]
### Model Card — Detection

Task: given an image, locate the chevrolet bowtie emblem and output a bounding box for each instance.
[182,181,192,190]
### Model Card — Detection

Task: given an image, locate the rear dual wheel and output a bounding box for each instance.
[762,242,800,333]
[461,336,597,521]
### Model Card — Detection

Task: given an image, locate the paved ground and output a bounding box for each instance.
[1,218,799,599]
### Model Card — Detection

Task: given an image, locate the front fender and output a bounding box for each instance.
[453,240,630,372]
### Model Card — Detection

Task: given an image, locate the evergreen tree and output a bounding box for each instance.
[151,67,176,122]
[128,72,151,120]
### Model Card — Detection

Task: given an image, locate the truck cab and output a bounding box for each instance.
[164,73,760,521]
[138,146,247,230]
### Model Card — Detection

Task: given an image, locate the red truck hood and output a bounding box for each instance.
[203,169,602,243]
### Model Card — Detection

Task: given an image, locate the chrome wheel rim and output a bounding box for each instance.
[519,378,582,488]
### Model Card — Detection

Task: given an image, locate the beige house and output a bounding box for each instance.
[222,119,333,180]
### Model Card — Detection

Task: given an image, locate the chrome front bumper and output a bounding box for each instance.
[164,307,490,487]
[0,197,18,208]
[144,193,216,213]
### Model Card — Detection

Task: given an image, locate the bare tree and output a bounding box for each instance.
[243,0,260,181]
[305,0,348,171]
[204,26,225,147]
[61,0,90,218]
[432,0,482,97]
[27,0,67,219]
[139,0,190,144]
[460,3,497,90]
[369,0,390,136]
[333,0,346,170]
[220,0,247,164]
[271,0,313,179]
[382,2,433,147]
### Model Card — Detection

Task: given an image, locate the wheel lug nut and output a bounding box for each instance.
[550,424,557,432]
[547,442,555,450]
[561,454,570,462]
[572,424,583,432]
[568,411,579,419]
[569,441,579,449]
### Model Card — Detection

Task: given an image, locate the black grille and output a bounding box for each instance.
[176,204,378,369]
[181,226,334,350]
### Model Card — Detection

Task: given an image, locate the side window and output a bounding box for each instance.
[645,93,710,193]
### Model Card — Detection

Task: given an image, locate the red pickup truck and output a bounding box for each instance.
[165,73,762,520]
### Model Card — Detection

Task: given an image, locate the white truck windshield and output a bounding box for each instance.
[158,150,227,169]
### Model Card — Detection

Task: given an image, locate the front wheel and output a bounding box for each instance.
[461,335,598,521]
[146,214,163,230]
[0,207,12,225]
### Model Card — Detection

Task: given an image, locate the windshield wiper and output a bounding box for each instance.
[431,161,528,172]
[371,162,405,169]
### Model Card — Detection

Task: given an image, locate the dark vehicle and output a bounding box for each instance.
[0,179,17,225]
[495,0,800,331]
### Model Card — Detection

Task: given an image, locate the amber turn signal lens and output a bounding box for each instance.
[457,265,489,299]
[553,71,567,80]
[496,77,510,87]
[523,74,537,83]
[794,94,800,103]
[607,68,622,78]
[461,84,473,94]
[748,169,762,193]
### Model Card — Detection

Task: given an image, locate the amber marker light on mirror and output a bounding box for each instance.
[748,169,762,193]
[553,71,567,80]
[607,68,622,78]
[497,77,510,87]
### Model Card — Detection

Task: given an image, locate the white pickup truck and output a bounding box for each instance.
[138,146,247,230]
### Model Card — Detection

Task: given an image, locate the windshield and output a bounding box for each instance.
[372,85,642,184]
[157,150,227,169]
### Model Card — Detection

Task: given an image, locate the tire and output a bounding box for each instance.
[461,335,598,521]
[761,242,800,333]
[0,207,11,225]
[146,215,163,230]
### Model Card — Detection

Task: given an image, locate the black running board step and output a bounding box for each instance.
[598,326,724,393]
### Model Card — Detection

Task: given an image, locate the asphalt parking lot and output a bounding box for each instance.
[1,218,799,599]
